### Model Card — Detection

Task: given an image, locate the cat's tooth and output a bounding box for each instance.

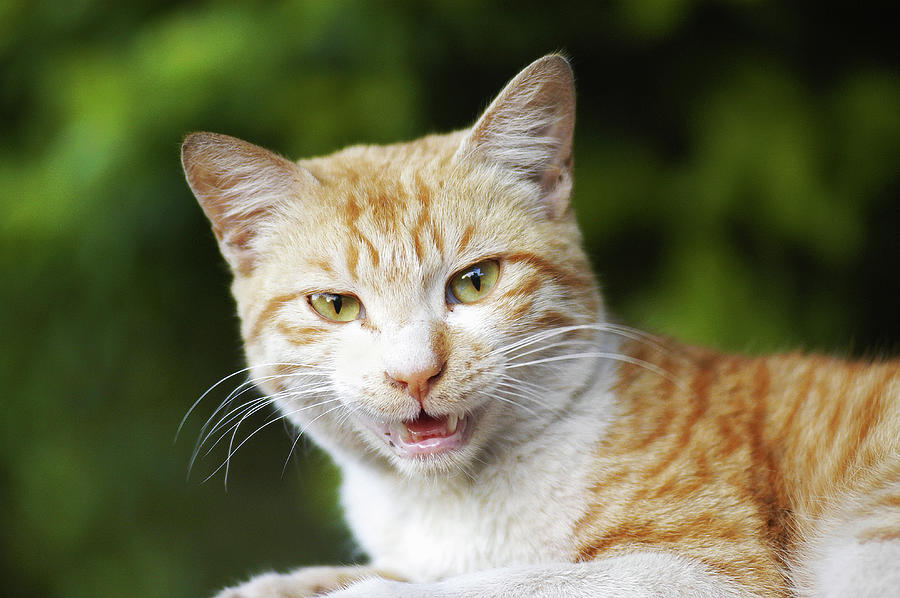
[393,422,412,443]
[447,414,459,434]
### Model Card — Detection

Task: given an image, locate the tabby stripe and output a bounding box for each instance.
[414,174,432,209]
[747,360,790,556]
[640,354,715,482]
[457,224,475,254]
[616,338,651,391]
[875,494,900,508]
[413,231,425,263]
[529,310,579,330]
[578,511,751,560]
[248,291,306,342]
[656,342,681,404]
[713,359,748,459]
[714,411,743,458]
[344,194,361,226]
[646,469,705,502]
[371,191,398,228]
[834,368,888,482]
[636,403,676,451]
[776,357,816,441]
[747,359,773,494]
[507,298,533,322]
[411,200,431,263]
[346,243,359,279]
[312,258,335,275]
[858,526,900,543]
[824,372,850,440]
[276,322,325,346]
[430,223,444,254]
[801,371,837,507]
[504,251,593,294]
[700,555,787,596]
[504,276,542,299]
[355,231,380,269]
[636,347,678,449]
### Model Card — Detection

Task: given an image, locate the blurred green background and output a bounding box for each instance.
[2,1,898,596]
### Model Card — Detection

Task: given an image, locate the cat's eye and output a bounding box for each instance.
[447,260,500,304]
[308,293,362,322]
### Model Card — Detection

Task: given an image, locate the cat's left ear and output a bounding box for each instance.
[456,54,575,218]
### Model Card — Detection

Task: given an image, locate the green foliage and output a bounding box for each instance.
[1,1,897,597]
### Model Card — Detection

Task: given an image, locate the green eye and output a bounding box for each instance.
[448,260,500,304]
[309,293,362,322]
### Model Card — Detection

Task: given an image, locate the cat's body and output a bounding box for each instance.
[182,56,900,597]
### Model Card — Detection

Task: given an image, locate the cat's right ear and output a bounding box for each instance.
[181,132,316,274]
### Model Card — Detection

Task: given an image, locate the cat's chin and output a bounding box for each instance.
[370,411,473,459]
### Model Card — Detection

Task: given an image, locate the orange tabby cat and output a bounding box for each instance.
[182,55,900,597]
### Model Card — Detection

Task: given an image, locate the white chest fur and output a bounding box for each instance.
[338,385,616,582]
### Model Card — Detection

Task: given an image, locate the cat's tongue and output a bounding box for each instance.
[405,413,457,439]
[388,412,466,456]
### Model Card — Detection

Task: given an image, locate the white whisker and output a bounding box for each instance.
[190,395,273,472]
[268,402,348,481]
[205,400,345,488]
[491,323,671,360]
[200,384,333,458]
[503,338,594,362]
[499,373,551,395]
[491,324,592,356]
[176,361,328,441]
[190,380,332,472]
[493,380,544,405]
[281,401,358,477]
[491,389,539,415]
[507,351,686,390]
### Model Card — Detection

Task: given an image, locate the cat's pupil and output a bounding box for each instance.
[332,295,342,314]
[468,269,482,291]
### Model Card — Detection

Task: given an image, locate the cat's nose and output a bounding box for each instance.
[385,361,446,407]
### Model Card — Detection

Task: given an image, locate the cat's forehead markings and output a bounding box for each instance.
[410,194,434,264]
[331,182,447,281]
[457,225,476,255]
[354,229,381,270]
[343,193,362,224]
[370,190,403,231]
[311,257,336,276]
[345,239,360,280]
[414,174,433,208]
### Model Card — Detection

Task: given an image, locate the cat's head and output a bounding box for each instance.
[182,55,604,477]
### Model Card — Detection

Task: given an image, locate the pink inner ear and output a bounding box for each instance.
[540,165,574,219]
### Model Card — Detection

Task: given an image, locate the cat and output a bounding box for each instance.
[181,55,900,597]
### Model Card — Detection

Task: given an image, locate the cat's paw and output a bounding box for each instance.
[213,566,385,598]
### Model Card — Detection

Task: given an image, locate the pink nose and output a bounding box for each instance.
[386,361,446,406]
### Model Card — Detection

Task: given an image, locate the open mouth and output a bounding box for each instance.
[377,411,470,457]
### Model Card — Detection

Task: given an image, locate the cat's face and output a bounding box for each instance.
[183,56,602,476]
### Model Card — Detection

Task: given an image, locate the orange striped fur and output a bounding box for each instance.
[575,338,900,594]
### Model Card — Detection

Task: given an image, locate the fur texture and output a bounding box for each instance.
[182,55,900,597]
